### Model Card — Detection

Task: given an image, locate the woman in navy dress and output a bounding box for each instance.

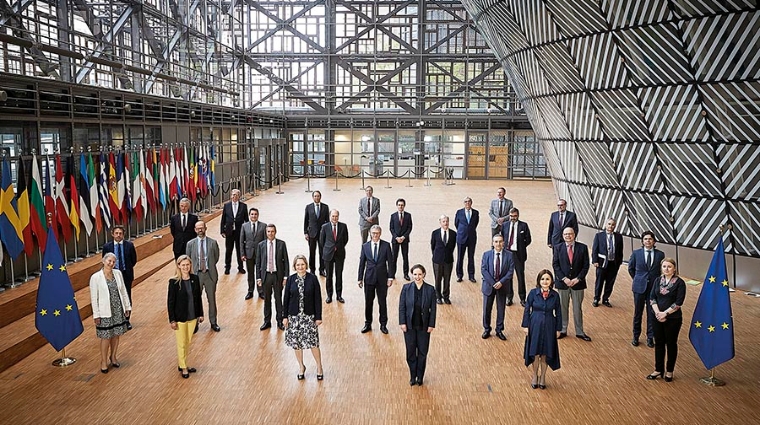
[522,269,561,389]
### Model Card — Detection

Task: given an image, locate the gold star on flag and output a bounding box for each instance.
[59,265,66,272]
[66,304,73,311]
[722,323,729,330]
[708,276,716,283]
[46,264,53,271]
[708,325,715,332]
[53,310,61,316]
[694,321,702,328]
[722,280,728,287]
[40,309,47,316]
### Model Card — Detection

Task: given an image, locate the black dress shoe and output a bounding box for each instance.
[664,373,673,382]
[277,323,285,331]
[646,371,663,380]
[482,331,491,339]
[444,299,451,305]
[260,322,272,331]
[647,338,655,348]
[320,270,327,277]
[211,324,221,332]
[101,368,108,374]
[126,322,133,331]
[404,275,411,281]
[603,300,612,308]
[496,331,507,341]
[361,325,372,333]
[592,300,599,307]
[416,378,423,386]
[326,297,332,304]
[238,268,246,274]
[337,297,345,303]
[576,334,592,341]
[259,295,265,300]
[456,278,463,282]
[520,300,526,307]
[193,323,199,334]
[380,325,389,334]
[245,292,254,300]
[436,298,443,304]
[631,339,639,347]
[410,378,416,386]
[557,332,567,339]
[224,269,230,275]
[506,299,513,306]
[182,372,190,379]
[469,278,477,283]
[178,367,197,373]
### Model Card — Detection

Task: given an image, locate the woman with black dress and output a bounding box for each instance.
[399,264,437,386]
[522,269,561,389]
[167,255,204,379]
[647,257,686,382]
[283,255,324,380]
[90,252,132,373]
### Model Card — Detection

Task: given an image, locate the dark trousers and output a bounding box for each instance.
[456,240,477,279]
[392,241,410,277]
[482,288,507,332]
[308,236,324,273]
[632,291,655,340]
[262,272,283,325]
[491,225,502,237]
[224,229,244,270]
[364,283,388,326]
[245,258,262,296]
[510,251,526,302]
[594,262,620,302]
[404,328,431,381]
[653,316,683,373]
[325,257,345,297]
[432,262,453,300]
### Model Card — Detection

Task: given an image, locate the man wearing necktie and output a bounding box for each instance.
[488,187,513,237]
[455,197,480,283]
[186,220,221,332]
[480,234,514,340]
[304,190,330,276]
[170,198,198,260]
[102,225,137,329]
[592,218,624,308]
[389,198,413,281]
[547,199,578,247]
[256,224,289,331]
[240,208,267,300]
[358,225,395,334]
[552,227,591,341]
[501,208,532,307]
[430,215,457,305]
[358,186,380,243]
[627,231,664,347]
[220,189,247,275]
[320,209,349,303]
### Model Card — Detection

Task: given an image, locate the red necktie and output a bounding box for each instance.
[567,244,574,263]
[508,222,515,248]
[333,225,337,252]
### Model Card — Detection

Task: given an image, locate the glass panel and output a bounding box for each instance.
[467,132,486,178]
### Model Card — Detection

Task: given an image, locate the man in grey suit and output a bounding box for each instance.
[186,220,221,332]
[256,224,289,331]
[240,207,266,300]
[488,187,513,237]
[358,185,380,243]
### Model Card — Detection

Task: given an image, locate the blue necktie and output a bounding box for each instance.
[116,243,123,271]
[373,243,378,261]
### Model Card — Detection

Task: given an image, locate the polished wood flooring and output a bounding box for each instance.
[1,179,759,425]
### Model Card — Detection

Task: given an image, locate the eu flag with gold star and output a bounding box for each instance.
[689,238,735,370]
[35,227,84,351]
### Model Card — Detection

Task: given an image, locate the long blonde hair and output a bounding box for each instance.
[174,255,192,283]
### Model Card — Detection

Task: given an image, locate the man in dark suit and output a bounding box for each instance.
[627,231,664,347]
[240,208,266,300]
[389,198,413,281]
[358,225,395,334]
[220,188,247,275]
[592,218,624,308]
[547,198,578,247]
[502,207,532,306]
[319,209,349,303]
[256,224,289,331]
[169,197,198,260]
[488,187,513,237]
[454,197,479,283]
[358,185,380,243]
[552,227,591,341]
[480,234,514,340]
[304,190,329,276]
[430,215,457,305]
[102,225,137,329]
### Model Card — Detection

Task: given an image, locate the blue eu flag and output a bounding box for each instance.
[34,227,84,351]
[688,238,735,370]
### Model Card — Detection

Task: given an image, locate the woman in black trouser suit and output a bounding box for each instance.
[646,257,686,382]
[399,264,437,386]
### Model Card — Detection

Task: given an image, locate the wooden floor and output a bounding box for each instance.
[1,179,759,425]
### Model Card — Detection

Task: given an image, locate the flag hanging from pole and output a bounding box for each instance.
[30,155,47,251]
[78,153,94,236]
[16,157,33,256]
[54,155,72,243]
[98,153,112,230]
[0,157,25,259]
[66,155,81,240]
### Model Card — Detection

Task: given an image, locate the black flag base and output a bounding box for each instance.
[699,369,726,386]
[52,349,77,367]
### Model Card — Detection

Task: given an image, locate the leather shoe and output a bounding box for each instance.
[337,297,345,303]
[277,323,285,331]
[506,299,513,306]
[224,269,230,275]
[603,300,612,308]
[126,322,133,330]
[245,292,254,300]
[238,268,246,274]
[631,339,639,347]
[592,300,599,307]
[469,278,477,283]
[404,275,411,281]
[416,378,423,386]
[326,297,332,304]
[260,322,272,331]
[557,332,567,339]
[646,338,655,348]
[456,278,463,282]
[444,299,451,305]
[320,270,327,277]
[481,331,490,339]
[178,367,197,373]
[259,294,265,300]
[361,325,372,333]
[520,300,526,307]
[436,298,443,304]
[380,325,389,334]
[496,331,507,341]
[211,324,221,332]
[410,378,416,386]
[576,334,592,341]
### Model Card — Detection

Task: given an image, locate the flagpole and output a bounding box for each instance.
[700,368,725,386]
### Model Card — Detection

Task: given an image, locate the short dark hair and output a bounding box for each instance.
[641,230,656,241]
[266,223,277,231]
[111,225,125,233]
[313,190,322,197]
[396,198,406,206]
[249,207,259,214]
[410,264,426,275]
[536,269,555,290]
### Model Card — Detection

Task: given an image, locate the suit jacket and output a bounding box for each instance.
[283,273,323,320]
[592,231,624,268]
[256,238,289,282]
[488,198,513,229]
[501,220,531,262]
[304,202,330,239]
[90,270,131,319]
[430,228,457,264]
[547,210,579,246]
[102,240,137,283]
[480,249,515,296]
[221,201,248,236]
[319,221,349,262]
[240,220,267,259]
[454,208,479,245]
[398,282,437,328]
[358,239,395,285]
[186,237,220,282]
[167,275,204,323]
[358,197,381,229]
[170,212,198,257]
[552,241,590,290]
[628,248,665,294]
[389,211,413,243]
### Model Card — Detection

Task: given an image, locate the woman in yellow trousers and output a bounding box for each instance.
[167,255,204,378]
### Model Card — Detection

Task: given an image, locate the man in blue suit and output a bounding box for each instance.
[547,199,578,247]
[454,197,479,283]
[552,227,591,341]
[358,225,395,334]
[591,218,624,308]
[389,198,413,281]
[480,234,514,341]
[102,225,137,330]
[627,231,664,347]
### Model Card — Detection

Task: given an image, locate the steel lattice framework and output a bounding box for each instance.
[458,0,760,272]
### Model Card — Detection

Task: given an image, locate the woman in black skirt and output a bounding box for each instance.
[283,255,324,380]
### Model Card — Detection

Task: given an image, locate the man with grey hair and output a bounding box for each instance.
[488,187,513,237]
[358,186,380,243]
[592,218,624,308]
[170,197,198,260]
[358,225,394,334]
[455,196,479,283]
[430,215,457,304]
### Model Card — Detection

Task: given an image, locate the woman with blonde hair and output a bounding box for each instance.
[90,252,132,373]
[283,254,324,380]
[647,257,686,382]
[167,255,204,379]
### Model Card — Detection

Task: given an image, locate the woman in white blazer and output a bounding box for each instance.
[90,252,132,373]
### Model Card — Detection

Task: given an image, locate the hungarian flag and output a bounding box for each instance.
[98,153,112,230]
[16,158,33,256]
[77,153,93,236]
[66,155,81,240]
[55,155,72,243]
[29,155,47,250]
[87,153,101,233]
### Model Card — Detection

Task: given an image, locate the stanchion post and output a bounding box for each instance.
[406,169,413,187]
[276,171,284,194]
[425,164,432,186]
[333,165,341,191]
[385,170,392,189]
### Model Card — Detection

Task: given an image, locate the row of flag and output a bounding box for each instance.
[0,145,215,262]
